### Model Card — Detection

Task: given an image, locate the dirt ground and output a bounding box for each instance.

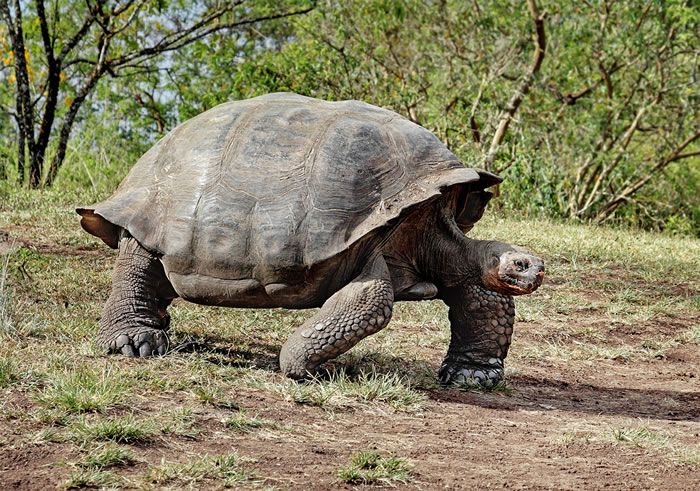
[1,221,699,490]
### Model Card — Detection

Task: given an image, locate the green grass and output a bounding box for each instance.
[337,450,412,485]
[612,426,668,446]
[611,425,700,468]
[476,214,700,282]
[159,407,202,438]
[0,249,15,337]
[36,366,130,415]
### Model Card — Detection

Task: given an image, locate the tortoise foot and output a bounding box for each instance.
[98,326,169,357]
[438,356,504,388]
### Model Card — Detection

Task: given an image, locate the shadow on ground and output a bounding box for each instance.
[170,332,280,370]
[431,375,700,422]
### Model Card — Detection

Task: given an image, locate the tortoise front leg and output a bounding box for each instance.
[97,235,177,357]
[279,255,394,379]
[438,285,515,387]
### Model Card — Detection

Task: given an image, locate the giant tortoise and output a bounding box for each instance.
[77,92,544,386]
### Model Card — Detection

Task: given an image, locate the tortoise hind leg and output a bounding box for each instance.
[97,235,177,357]
[280,255,394,379]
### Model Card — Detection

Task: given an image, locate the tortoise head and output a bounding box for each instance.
[481,246,545,295]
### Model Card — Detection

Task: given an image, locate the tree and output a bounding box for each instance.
[212,0,697,233]
[0,0,314,187]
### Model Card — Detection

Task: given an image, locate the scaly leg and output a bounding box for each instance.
[97,235,176,357]
[438,284,515,387]
[279,255,394,379]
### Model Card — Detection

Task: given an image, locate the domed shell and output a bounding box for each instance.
[78,93,500,284]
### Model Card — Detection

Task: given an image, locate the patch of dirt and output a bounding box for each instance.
[0,440,75,490]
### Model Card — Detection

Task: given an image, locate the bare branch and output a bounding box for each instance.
[594,129,700,222]
[484,0,546,171]
[108,1,313,68]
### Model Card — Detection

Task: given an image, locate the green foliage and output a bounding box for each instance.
[0,356,17,388]
[0,0,697,234]
[60,469,124,489]
[192,0,699,235]
[278,367,427,411]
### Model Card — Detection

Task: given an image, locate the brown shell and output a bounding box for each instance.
[78,93,500,283]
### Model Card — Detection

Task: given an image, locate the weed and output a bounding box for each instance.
[671,446,700,467]
[610,424,699,468]
[159,407,201,438]
[675,325,700,345]
[559,430,594,445]
[337,450,411,485]
[612,426,668,446]
[192,384,241,410]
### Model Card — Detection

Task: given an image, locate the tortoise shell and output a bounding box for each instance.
[79,93,499,287]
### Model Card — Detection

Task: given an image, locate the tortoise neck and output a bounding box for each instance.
[416,205,512,289]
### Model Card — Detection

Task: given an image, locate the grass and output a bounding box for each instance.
[223,410,271,432]
[0,356,18,388]
[274,368,428,411]
[77,445,136,469]
[69,414,157,444]
[518,323,700,364]
[612,426,669,446]
[611,424,700,468]
[556,423,700,469]
[337,450,412,485]
[145,453,250,487]
[61,469,124,489]
[36,366,130,415]
[0,248,15,337]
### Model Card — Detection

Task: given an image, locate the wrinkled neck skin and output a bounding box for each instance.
[384,198,541,296]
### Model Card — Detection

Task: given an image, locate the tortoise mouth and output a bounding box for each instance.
[484,251,545,295]
[498,269,545,294]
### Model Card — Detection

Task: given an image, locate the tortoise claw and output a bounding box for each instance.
[102,327,169,358]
